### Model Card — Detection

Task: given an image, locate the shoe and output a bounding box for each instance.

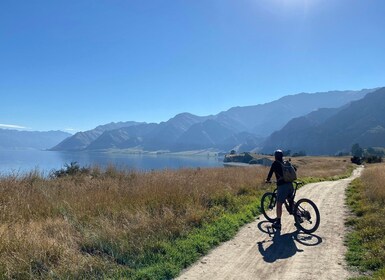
[272,221,281,230]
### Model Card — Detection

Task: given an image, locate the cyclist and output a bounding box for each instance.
[265,149,294,230]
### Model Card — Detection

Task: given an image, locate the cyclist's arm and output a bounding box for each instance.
[265,162,275,182]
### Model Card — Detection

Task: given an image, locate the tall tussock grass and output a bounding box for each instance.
[361,164,385,204]
[346,163,385,279]
[0,157,352,279]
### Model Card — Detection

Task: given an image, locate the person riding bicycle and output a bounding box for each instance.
[265,149,294,230]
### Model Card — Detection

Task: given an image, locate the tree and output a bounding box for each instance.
[365,147,385,157]
[283,150,291,156]
[292,150,306,157]
[351,143,363,158]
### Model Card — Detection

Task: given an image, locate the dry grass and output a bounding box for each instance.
[360,163,385,204]
[0,156,352,279]
[264,156,352,179]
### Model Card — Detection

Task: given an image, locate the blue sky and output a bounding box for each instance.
[1,0,384,133]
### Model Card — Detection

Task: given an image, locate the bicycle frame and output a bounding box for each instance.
[268,181,303,212]
[261,181,320,234]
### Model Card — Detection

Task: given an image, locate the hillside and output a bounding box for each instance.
[262,87,385,155]
[172,119,235,151]
[51,88,375,152]
[50,121,142,151]
[214,88,373,136]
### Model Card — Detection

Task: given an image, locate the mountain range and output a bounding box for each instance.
[2,87,382,154]
[50,88,377,154]
[262,87,385,155]
[50,121,144,151]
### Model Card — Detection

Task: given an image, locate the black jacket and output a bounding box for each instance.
[266,160,285,186]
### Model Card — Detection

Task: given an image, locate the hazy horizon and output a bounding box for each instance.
[0,87,379,134]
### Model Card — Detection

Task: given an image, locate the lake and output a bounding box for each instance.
[0,149,224,176]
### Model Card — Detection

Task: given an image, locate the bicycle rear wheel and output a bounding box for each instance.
[260,192,276,222]
[294,198,320,234]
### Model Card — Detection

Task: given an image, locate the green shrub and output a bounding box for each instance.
[49,161,91,178]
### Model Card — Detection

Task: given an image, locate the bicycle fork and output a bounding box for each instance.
[268,195,276,210]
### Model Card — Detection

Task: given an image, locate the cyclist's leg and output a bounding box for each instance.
[276,202,283,219]
[287,197,294,214]
[273,201,283,229]
[275,184,290,228]
[277,183,294,215]
[286,183,295,214]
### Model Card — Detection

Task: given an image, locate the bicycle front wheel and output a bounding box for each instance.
[260,192,276,222]
[294,198,320,234]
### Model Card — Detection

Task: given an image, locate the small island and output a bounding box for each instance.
[223,151,273,167]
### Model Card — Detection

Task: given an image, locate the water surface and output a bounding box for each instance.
[0,149,223,176]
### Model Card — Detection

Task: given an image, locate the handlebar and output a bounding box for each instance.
[264,180,304,189]
[293,181,304,189]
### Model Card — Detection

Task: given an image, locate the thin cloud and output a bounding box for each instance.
[0,123,28,130]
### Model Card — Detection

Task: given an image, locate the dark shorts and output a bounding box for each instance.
[277,182,294,203]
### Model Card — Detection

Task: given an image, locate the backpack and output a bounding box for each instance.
[280,160,297,182]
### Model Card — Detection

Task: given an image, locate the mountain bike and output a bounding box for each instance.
[260,181,320,234]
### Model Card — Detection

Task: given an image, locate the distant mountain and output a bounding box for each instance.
[51,88,378,153]
[218,131,264,152]
[50,121,142,151]
[172,119,235,151]
[215,88,374,136]
[142,113,212,150]
[0,129,71,150]
[86,123,158,150]
[261,87,385,155]
[85,113,211,151]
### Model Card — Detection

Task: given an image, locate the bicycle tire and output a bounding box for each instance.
[294,198,320,234]
[260,192,276,222]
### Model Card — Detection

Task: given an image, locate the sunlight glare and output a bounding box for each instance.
[269,0,316,16]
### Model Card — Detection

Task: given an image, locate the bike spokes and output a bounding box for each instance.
[294,199,320,234]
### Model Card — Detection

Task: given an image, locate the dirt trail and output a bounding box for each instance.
[176,167,363,280]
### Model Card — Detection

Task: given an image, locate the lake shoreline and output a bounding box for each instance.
[0,149,225,176]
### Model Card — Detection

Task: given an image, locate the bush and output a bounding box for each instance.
[351,156,363,165]
[364,155,382,164]
[292,151,306,157]
[49,162,91,178]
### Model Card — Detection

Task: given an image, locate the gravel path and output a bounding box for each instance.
[176,167,363,280]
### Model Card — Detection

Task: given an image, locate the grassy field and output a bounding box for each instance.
[0,156,352,279]
[346,163,385,279]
